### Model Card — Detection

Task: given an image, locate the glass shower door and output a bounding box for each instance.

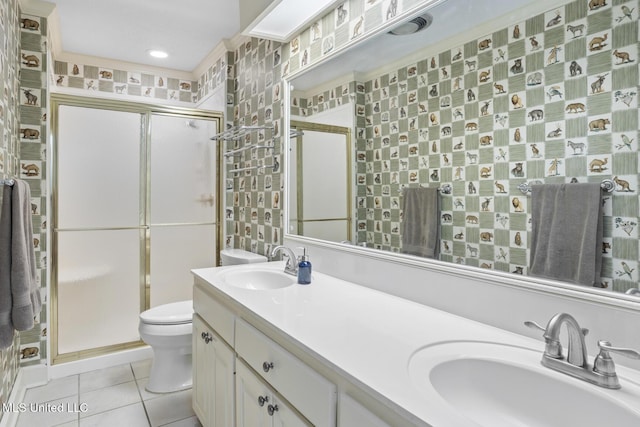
[55,105,144,355]
[53,96,221,363]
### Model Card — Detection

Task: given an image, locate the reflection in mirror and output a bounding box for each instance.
[289,120,352,243]
[286,0,640,297]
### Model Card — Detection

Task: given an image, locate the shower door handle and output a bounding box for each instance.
[197,194,214,206]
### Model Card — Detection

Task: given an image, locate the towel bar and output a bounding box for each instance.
[399,184,452,195]
[518,179,615,195]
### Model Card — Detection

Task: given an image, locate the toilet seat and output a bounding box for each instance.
[140,300,193,325]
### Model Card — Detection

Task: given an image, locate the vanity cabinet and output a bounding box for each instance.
[236,360,310,427]
[192,314,235,427]
[193,280,337,427]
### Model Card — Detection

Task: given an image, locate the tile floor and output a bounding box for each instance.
[16,360,201,427]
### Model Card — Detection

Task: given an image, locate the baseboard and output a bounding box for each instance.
[0,364,48,427]
[49,346,153,379]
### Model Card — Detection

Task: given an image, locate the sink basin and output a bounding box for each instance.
[220,268,295,290]
[408,341,640,427]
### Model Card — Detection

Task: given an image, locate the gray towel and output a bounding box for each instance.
[529,183,603,286]
[401,187,440,258]
[0,180,41,349]
[0,184,13,348]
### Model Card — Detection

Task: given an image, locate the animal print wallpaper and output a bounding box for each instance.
[223,39,287,255]
[18,12,49,368]
[52,62,198,104]
[0,6,49,416]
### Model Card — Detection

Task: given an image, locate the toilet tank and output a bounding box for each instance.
[220,248,268,266]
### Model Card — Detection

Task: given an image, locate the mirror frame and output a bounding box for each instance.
[281,1,640,311]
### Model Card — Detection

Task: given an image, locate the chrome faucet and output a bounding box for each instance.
[270,245,298,276]
[543,313,589,367]
[526,313,640,389]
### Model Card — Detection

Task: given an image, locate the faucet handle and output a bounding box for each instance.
[594,340,640,383]
[596,340,640,362]
[524,320,546,333]
[525,320,589,336]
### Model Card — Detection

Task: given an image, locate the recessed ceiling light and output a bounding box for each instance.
[148,50,168,59]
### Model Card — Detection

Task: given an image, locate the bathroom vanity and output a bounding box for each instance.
[192,261,640,427]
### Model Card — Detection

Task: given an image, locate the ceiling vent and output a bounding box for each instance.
[388,13,434,36]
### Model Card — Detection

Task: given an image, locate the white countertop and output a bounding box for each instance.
[192,261,640,426]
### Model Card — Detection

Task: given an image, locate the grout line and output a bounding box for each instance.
[132,363,153,427]
[76,374,81,425]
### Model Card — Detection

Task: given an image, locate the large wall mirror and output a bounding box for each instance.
[285,0,640,302]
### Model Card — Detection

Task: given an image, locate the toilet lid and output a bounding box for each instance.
[140,300,193,325]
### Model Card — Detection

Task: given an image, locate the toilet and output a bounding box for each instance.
[220,248,268,266]
[138,248,267,393]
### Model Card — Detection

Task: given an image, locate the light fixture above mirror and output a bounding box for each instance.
[241,0,343,42]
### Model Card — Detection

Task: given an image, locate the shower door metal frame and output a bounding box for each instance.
[50,94,223,364]
[290,120,352,241]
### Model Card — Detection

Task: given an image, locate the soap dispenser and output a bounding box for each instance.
[297,247,312,285]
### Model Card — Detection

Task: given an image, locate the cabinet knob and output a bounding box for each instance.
[262,361,274,372]
[258,395,269,407]
[267,404,279,416]
[201,332,213,344]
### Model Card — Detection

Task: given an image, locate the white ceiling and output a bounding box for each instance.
[48,0,241,72]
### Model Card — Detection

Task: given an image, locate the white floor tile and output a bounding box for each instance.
[17,361,198,427]
[79,402,150,427]
[79,381,141,418]
[144,389,195,427]
[16,395,80,427]
[23,375,78,404]
[79,364,135,393]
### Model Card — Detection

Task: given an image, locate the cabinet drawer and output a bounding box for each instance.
[236,319,336,427]
[193,284,235,346]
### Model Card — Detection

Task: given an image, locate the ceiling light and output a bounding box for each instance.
[388,13,434,36]
[148,50,168,59]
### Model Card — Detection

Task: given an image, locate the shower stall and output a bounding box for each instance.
[50,95,222,363]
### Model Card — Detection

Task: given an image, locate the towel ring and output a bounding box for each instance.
[519,179,616,195]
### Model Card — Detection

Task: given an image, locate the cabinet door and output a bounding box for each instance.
[193,315,235,427]
[236,362,271,427]
[212,336,235,427]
